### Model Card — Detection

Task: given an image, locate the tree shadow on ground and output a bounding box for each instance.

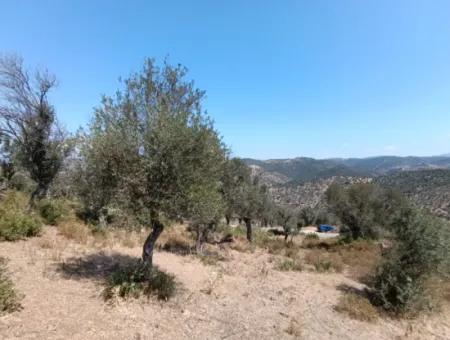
[159,242,194,256]
[56,251,139,281]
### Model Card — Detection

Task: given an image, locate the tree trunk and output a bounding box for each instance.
[195,226,204,255]
[225,215,230,226]
[244,217,252,242]
[29,183,48,208]
[142,219,165,267]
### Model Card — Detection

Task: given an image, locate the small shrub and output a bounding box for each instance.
[0,258,22,314]
[103,261,176,301]
[335,293,379,322]
[37,199,68,225]
[277,259,303,272]
[0,212,42,241]
[0,190,42,241]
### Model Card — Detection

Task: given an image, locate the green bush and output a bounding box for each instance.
[0,191,42,241]
[102,261,176,301]
[8,172,36,193]
[0,258,22,314]
[370,212,450,314]
[37,199,68,225]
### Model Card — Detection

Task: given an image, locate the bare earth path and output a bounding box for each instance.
[1,227,449,339]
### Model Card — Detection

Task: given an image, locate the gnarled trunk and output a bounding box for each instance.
[142,219,165,267]
[244,217,252,242]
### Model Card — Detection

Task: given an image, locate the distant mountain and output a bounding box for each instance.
[244,155,450,219]
[244,155,450,184]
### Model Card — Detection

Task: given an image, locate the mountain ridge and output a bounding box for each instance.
[244,155,450,184]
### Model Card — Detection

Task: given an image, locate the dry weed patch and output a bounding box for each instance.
[335,293,379,322]
[277,258,303,272]
[58,220,89,244]
[304,249,343,273]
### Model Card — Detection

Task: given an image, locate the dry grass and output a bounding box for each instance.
[37,237,55,249]
[301,236,338,250]
[58,220,89,244]
[157,225,194,255]
[335,293,379,322]
[304,249,344,273]
[301,238,380,280]
[229,236,253,253]
[336,239,380,281]
[277,258,303,272]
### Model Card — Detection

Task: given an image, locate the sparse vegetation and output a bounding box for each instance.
[0,52,449,340]
[304,249,344,273]
[0,257,22,314]
[277,258,303,272]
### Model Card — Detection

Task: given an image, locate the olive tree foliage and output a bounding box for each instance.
[0,55,69,204]
[76,58,227,266]
[371,211,450,313]
[276,206,298,241]
[298,206,316,226]
[221,158,269,242]
[221,158,250,225]
[237,178,268,242]
[325,182,408,241]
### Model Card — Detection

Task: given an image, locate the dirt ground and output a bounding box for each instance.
[1,226,449,340]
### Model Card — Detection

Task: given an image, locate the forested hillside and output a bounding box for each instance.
[375,169,450,219]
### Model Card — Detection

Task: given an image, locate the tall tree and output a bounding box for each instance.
[0,55,68,203]
[79,58,227,267]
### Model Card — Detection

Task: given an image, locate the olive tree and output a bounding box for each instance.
[79,58,227,267]
[221,158,251,225]
[371,210,450,313]
[276,205,297,242]
[326,182,408,241]
[0,55,69,204]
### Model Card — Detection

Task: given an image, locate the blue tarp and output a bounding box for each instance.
[319,224,336,233]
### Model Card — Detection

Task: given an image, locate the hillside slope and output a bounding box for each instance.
[375,169,450,220]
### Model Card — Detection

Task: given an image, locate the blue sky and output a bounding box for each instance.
[1,0,449,159]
